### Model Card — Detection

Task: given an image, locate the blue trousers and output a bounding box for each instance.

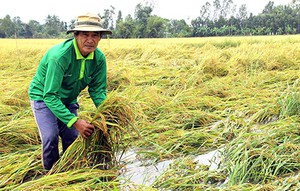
[30,100,79,170]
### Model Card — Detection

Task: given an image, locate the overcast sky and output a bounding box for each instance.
[0,0,292,23]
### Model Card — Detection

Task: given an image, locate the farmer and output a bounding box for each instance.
[28,13,112,171]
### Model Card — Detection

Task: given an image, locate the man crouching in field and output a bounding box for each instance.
[28,13,112,171]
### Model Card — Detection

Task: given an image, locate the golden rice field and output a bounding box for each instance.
[1,35,300,190]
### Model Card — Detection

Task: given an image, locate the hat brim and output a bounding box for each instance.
[67,25,112,35]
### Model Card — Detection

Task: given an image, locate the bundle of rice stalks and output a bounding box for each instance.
[49,91,139,174]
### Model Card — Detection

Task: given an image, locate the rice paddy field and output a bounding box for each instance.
[1,35,300,190]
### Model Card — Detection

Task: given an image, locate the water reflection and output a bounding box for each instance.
[118,149,222,187]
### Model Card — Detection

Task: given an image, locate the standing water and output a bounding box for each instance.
[118,149,222,188]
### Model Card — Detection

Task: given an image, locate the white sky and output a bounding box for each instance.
[0,0,292,24]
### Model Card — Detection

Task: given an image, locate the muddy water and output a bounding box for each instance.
[118,149,222,187]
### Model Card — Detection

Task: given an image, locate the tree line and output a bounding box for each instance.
[1,0,300,38]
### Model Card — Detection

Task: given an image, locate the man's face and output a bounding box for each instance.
[75,31,101,56]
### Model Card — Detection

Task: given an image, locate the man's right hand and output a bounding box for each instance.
[73,119,95,139]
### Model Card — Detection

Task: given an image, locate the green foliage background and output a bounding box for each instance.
[1,1,300,38]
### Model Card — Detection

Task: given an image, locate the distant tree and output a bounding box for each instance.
[0,15,15,38]
[68,19,76,32]
[12,16,32,38]
[227,16,239,35]
[116,10,123,26]
[197,25,210,37]
[236,4,249,31]
[114,11,124,38]
[102,5,116,31]
[28,20,43,38]
[200,2,212,24]
[116,14,135,38]
[220,0,234,19]
[146,16,167,38]
[215,16,226,28]
[213,0,221,20]
[134,2,153,38]
[22,24,33,38]
[263,1,275,14]
[44,15,65,37]
[292,0,300,32]
[168,19,192,37]
[212,0,234,19]
[191,17,203,36]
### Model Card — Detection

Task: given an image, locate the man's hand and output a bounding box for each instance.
[73,119,95,139]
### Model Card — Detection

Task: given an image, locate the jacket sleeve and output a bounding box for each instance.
[88,57,107,108]
[43,58,78,128]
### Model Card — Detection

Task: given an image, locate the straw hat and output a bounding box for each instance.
[67,13,112,35]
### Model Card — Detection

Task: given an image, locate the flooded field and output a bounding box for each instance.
[1,36,300,190]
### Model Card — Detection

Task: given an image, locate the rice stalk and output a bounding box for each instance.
[0,147,42,189]
[0,119,39,153]
[11,168,118,191]
[138,128,223,161]
[153,157,226,191]
[249,106,279,124]
[277,79,300,118]
[49,91,139,174]
[211,111,249,142]
[221,119,300,185]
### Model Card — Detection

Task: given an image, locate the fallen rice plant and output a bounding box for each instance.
[153,157,226,190]
[1,36,300,190]
[12,168,119,191]
[0,147,42,189]
[221,118,300,185]
[277,79,300,118]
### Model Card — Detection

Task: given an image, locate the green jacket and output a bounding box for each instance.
[28,38,107,128]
